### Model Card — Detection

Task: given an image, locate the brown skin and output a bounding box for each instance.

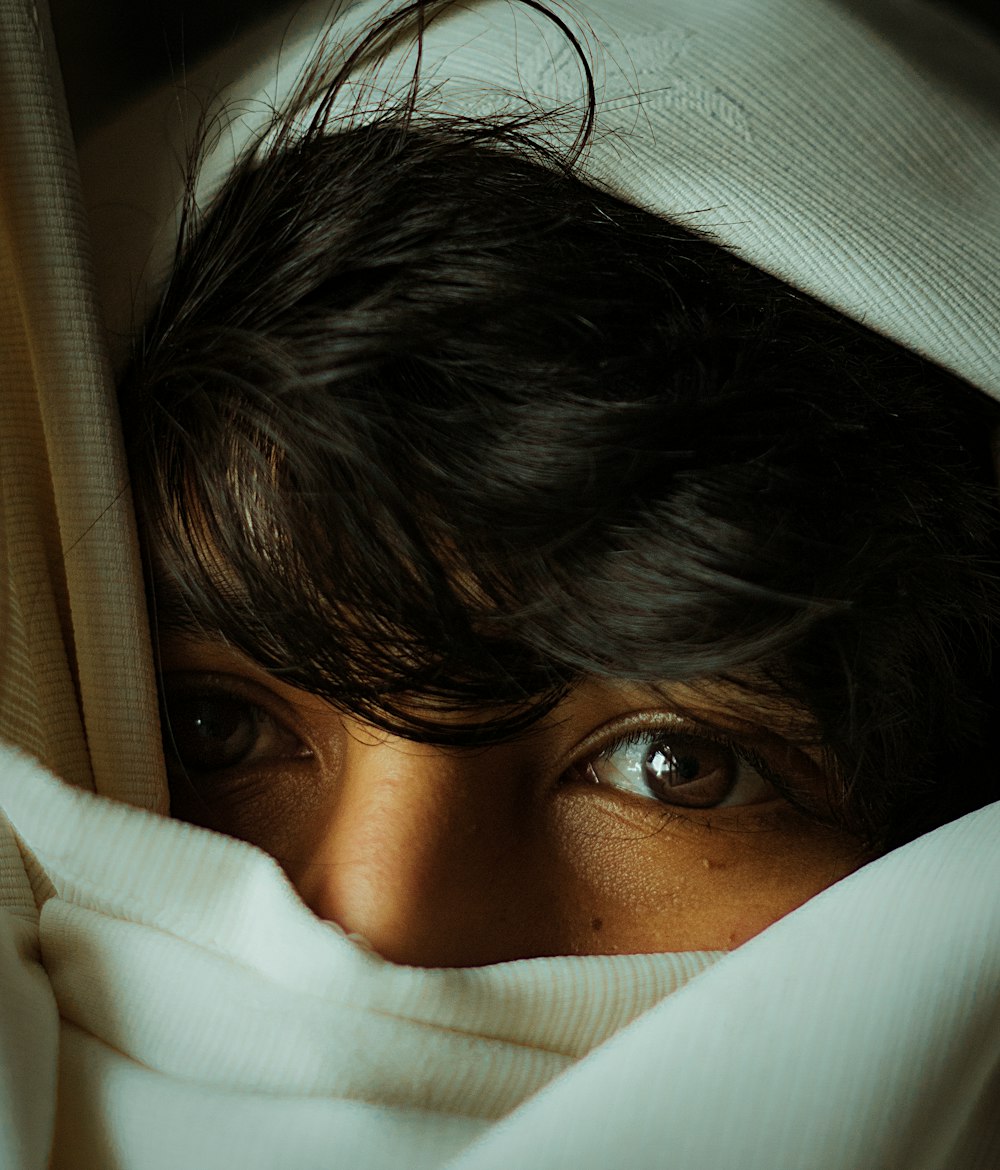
[159,635,869,967]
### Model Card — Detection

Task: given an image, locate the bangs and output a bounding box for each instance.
[122,118,858,746]
[120,95,1000,846]
[143,349,827,745]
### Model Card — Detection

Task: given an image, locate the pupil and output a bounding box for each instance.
[675,752,702,782]
[167,694,257,772]
[647,746,703,787]
[191,698,244,744]
[641,735,737,808]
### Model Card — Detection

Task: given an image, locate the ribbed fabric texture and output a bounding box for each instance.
[444,797,1000,1170]
[0,746,724,1168]
[1,744,997,1169]
[80,0,1000,396]
[1,0,999,1167]
[0,0,164,807]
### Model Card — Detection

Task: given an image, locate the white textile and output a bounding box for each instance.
[2,0,999,1166]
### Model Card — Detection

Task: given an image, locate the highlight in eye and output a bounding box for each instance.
[160,674,311,779]
[571,716,780,810]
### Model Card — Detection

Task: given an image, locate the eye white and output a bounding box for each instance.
[588,730,775,809]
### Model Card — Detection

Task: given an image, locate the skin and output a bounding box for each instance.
[159,634,869,968]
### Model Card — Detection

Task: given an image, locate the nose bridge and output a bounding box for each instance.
[297,730,534,965]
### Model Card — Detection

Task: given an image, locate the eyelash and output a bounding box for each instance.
[590,726,779,785]
[565,714,790,816]
[158,673,311,781]
[159,676,792,818]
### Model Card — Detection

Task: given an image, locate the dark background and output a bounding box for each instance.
[50,0,1000,139]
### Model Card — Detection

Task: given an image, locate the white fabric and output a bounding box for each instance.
[0,747,722,1169]
[2,0,999,1167]
[2,743,997,1168]
[449,796,1000,1170]
[79,0,1000,394]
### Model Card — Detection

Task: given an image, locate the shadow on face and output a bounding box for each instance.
[158,633,868,967]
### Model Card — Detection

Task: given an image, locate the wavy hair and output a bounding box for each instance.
[119,0,1000,849]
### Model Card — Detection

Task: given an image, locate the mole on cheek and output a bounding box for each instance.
[590,916,603,932]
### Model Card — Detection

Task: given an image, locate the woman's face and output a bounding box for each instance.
[159,633,867,967]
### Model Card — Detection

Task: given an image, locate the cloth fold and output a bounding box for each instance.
[2,743,997,1168]
[2,0,999,1165]
[0,0,164,807]
[79,0,1000,395]
[0,745,724,1168]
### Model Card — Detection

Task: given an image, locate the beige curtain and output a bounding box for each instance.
[0,0,163,808]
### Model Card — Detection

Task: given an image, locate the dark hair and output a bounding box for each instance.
[119,1,1000,851]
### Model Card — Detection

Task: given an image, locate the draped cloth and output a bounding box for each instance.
[1,0,998,1167]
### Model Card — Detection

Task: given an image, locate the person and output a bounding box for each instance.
[1,0,999,1166]
[115,0,1000,966]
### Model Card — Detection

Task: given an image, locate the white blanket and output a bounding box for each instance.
[2,0,999,1166]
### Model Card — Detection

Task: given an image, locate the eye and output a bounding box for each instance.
[160,676,310,778]
[577,726,778,810]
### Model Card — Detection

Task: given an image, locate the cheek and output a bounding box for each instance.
[545,788,867,952]
[171,747,868,961]
[172,757,335,869]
